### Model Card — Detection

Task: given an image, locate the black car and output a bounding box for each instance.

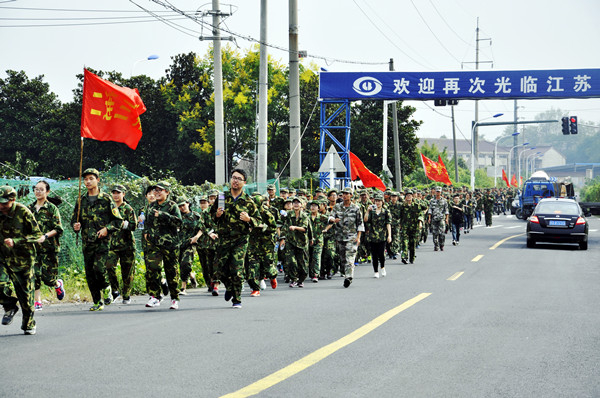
[526,198,588,250]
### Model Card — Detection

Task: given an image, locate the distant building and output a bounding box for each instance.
[539,163,600,189]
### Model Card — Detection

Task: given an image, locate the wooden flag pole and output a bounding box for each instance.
[75,137,84,246]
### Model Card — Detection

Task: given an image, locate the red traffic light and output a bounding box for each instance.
[570,117,577,123]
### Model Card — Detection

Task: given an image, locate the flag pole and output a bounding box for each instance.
[76,136,84,246]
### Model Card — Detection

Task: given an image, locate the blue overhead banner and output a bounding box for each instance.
[319,69,600,101]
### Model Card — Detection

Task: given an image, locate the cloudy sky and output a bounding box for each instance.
[2,0,599,145]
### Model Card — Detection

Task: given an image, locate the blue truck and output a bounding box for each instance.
[515,171,575,220]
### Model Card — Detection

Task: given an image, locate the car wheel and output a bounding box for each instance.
[526,237,535,248]
[515,208,523,219]
[580,241,588,250]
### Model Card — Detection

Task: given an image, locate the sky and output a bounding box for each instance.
[1,0,599,147]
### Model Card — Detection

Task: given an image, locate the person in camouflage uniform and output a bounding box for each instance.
[482,189,494,227]
[319,198,336,280]
[280,197,311,287]
[29,180,65,311]
[177,195,203,295]
[356,190,372,263]
[143,181,183,310]
[72,168,123,311]
[400,190,425,264]
[308,200,331,282]
[428,186,449,251]
[197,196,219,295]
[364,192,391,278]
[105,184,137,304]
[245,195,277,297]
[329,187,365,288]
[211,169,261,309]
[0,186,41,335]
[463,192,475,233]
[388,192,402,258]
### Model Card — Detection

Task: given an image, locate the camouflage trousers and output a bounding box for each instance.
[106,245,136,299]
[285,244,308,284]
[0,258,35,331]
[34,250,59,290]
[421,220,429,243]
[258,243,277,280]
[179,245,196,284]
[145,242,180,301]
[401,227,419,262]
[82,240,111,304]
[335,239,358,279]
[244,241,275,291]
[431,220,446,249]
[197,247,216,287]
[320,238,336,277]
[308,243,323,279]
[390,224,402,255]
[216,236,249,305]
[357,233,369,262]
[484,208,493,226]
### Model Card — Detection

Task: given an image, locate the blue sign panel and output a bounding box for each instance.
[319,69,600,100]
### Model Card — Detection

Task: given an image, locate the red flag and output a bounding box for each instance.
[501,169,510,187]
[511,174,518,188]
[349,152,386,191]
[81,69,146,150]
[421,153,452,185]
[437,155,453,186]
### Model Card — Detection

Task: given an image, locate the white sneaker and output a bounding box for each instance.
[145,296,160,308]
[259,279,267,290]
[374,272,379,278]
[381,268,387,277]
[170,300,179,310]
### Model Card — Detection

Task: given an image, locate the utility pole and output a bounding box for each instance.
[257,0,268,191]
[288,0,302,179]
[451,105,459,182]
[390,59,402,190]
[513,100,519,178]
[211,0,227,184]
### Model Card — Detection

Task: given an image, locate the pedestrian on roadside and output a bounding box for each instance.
[364,192,391,278]
[450,195,464,246]
[29,180,65,311]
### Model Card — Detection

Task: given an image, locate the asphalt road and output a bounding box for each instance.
[2,214,600,398]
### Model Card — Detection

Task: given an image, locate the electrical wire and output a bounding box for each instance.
[428,0,472,46]
[129,0,201,39]
[0,17,189,28]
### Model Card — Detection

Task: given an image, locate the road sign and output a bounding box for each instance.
[318,145,347,173]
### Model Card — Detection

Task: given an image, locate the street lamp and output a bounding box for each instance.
[471,113,503,190]
[494,131,520,187]
[131,54,159,77]
[518,146,536,183]
[508,142,529,178]
[526,152,542,177]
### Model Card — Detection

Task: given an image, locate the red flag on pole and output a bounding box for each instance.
[437,155,453,186]
[502,169,510,187]
[349,152,386,191]
[81,69,146,150]
[421,153,452,185]
[511,174,518,188]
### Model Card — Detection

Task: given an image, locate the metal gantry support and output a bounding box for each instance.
[319,100,351,189]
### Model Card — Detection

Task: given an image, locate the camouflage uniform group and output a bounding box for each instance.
[1,167,518,333]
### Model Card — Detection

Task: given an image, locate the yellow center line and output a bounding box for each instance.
[489,233,526,250]
[472,254,484,262]
[220,292,432,398]
[447,271,464,281]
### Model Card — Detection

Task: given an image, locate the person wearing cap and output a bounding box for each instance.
[72,168,123,311]
[428,187,449,251]
[177,195,204,295]
[388,191,402,260]
[196,195,218,294]
[267,184,283,212]
[0,185,42,334]
[143,181,183,310]
[356,190,372,264]
[280,197,311,288]
[207,189,219,207]
[329,187,365,288]
[400,190,425,264]
[482,188,494,227]
[28,180,65,311]
[364,192,391,278]
[245,195,277,296]
[279,198,293,281]
[308,200,331,283]
[105,184,137,304]
[450,194,465,246]
[211,169,261,309]
[259,196,280,289]
[314,187,325,200]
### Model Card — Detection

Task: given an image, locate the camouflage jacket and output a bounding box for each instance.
[308,213,330,246]
[198,208,216,249]
[269,196,285,212]
[280,210,312,249]
[388,201,402,227]
[428,197,449,222]
[71,191,122,244]
[250,204,277,247]
[144,199,182,249]
[28,199,63,252]
[179,210,203,250]
[482,194,495,210]
[400,201,423,230]
[210,190,260,242]
[109,202,137,251]
[329,202,364,242]
[0,202,42,265]
[365,207,391,243]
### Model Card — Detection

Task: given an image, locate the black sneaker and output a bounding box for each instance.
[2,307,19,325]
[343,278,352,288]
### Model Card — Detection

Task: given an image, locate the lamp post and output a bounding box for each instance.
[518,146,536,183]
[508,142,529,178]
[471,113,503,190]
[131,54,159,77]
[526,152,542,177]
[494,131,519,187]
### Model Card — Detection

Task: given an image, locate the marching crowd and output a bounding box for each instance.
[0,167,517,334]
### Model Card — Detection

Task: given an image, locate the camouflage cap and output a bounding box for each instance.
[208,189,219,197]
[284,198,293,203]
[405,189,414,195]
[177,195,189,206]
[309,200,320,207]
[111,184,126,193]
[435,186,442,192]
[292,196,302,203]
[327,189,337,196]
[0,185,17,203]
[199,195,208,202]
[360,189,368,196]
[252,191,261,196]
[373,192,384,200]
[280,188,289,193]
[341,187,353,194]
[267,184,276,190]
[82,168,100,178]
[390,191,399,197]
[155,181,171,190]
[315,187,324,193]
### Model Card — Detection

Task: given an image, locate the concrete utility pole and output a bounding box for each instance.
[212,0,226,185]
[390,59,402,190]
[513,100,519,177]
[451,105,459,182]
[288,0,302,179]
[257,0,268,191]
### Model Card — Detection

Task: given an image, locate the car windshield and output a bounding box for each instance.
[536,201,579,215]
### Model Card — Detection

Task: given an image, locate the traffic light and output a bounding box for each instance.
[561,117,569,135]
[569,116,578,134]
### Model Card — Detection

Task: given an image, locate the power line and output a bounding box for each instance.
[428,0,472,46]
[0,16,191,29]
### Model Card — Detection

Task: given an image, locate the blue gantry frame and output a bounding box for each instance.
[319,99,352,189]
